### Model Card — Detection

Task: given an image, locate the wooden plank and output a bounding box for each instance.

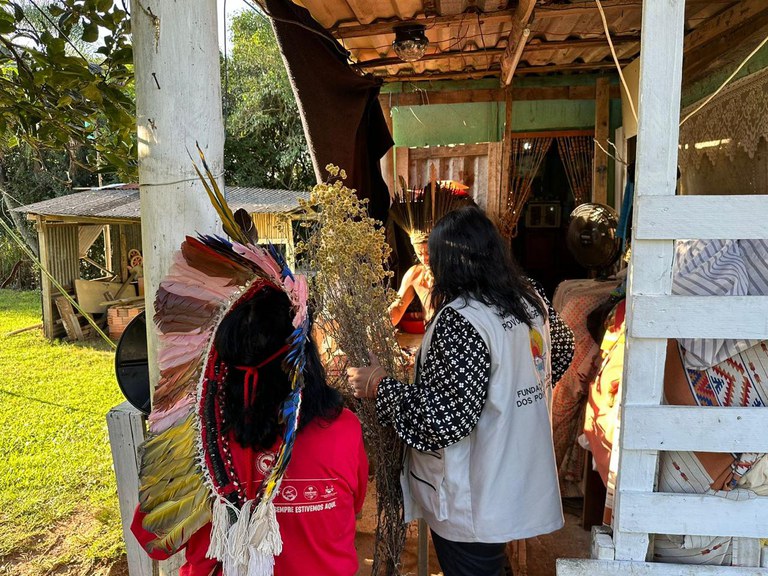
[683,5,768,85]
[683,0,767,56]
[37,216,56,339]
[409,143,489,160]
[511,129,594,139]
[622,406,768,453]
[524,36,640,54]
[358,48,503,69]
[395,146,410,187]
[332,8,516,39]
[618,492,768,538]
[631,295,768,339]
[593,76,610,204]
[382,66,501,83]
[118,224,129,282]
[537,0,641,20]
[486,141,503,224]
[612,0,686,563]
[54,296,84,341]
[500,0,535,86]
[635,195,768,240]
[557,559,768,576]
[515,61,631,75]
[106,402,154,576]
[500,88,513,224]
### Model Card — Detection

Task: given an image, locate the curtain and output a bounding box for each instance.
[557,136,593,205]
[500,136,553,238]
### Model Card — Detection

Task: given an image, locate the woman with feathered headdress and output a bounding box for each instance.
[130,158,368,576]
[388,179,473,330]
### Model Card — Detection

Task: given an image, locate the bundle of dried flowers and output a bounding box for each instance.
[297,166,408,576]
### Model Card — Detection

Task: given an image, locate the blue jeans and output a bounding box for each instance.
[430,530,508,576]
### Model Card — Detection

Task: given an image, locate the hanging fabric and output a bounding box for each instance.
[557,136,593,205]
[500,136,553,239]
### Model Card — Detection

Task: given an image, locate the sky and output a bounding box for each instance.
[217,0,252,52]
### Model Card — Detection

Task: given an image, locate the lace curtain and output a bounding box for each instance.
[500,136,553,238]
[679,66,768,195]
[557,136,593,205]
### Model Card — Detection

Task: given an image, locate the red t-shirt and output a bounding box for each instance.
[132,408,368,576]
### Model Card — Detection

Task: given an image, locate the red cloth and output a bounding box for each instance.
[132,408,368,576]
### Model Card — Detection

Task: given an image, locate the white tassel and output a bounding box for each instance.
[210,498,282,576]
[208,496,233,561]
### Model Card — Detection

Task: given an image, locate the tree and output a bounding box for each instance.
[223,10,313,191]
[0,0,135,179]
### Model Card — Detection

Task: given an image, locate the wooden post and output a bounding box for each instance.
[380,95,395,198]
[498,88,514,226]
[593,76,610,205]
[487,142,503,223]
[132,0,223,392]
[36,216,56,339]
[119,224,129,282]
[612,0,685,563]
[107,402,154,576]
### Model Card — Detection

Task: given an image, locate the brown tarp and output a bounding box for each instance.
[264,0,394,222]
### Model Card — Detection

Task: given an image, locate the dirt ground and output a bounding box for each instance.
[1,489,590,576]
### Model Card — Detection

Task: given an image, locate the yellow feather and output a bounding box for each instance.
[146,496,212,556]
[142,483,209,534]
[139,471,204,511]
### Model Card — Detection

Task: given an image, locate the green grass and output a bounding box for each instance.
[0,289,126,568]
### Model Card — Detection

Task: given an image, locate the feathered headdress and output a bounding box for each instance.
[389,170,473,244]
[137,147,309,576]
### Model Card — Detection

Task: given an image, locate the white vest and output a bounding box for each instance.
[402,297,564,542]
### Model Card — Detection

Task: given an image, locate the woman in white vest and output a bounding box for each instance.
[348,206,564,576]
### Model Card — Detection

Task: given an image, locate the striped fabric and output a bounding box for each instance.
[672,239,768,369]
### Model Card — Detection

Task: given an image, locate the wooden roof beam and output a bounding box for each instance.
[381,60,626,82]
[356,36,640,69]
[500,0,535,86]
[357,48,503,69]
[332,9,516,39]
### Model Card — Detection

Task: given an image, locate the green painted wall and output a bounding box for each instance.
[390,102,504,147]
[386,76,623,203]
[681,43,768,108]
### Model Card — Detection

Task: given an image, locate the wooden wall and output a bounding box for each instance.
[38,220,79,339]
[396,142,504,223]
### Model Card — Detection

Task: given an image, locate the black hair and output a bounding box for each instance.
[428,205,546,325]
[214,286,343,450]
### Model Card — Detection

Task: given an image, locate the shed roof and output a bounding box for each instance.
[287,0,757,85]
[14,184,310,222]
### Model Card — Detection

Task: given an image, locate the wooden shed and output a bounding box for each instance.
[14,184,308,340]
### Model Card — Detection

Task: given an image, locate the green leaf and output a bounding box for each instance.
[80,83,103,104]
[81,21,99,43]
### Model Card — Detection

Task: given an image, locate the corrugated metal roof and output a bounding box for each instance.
[290,0,743,81]
[13,186,310,221]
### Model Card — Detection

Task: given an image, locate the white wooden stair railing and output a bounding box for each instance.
[557,0,768,574]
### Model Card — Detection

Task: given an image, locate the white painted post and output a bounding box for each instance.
[611,0,686,563]
[107,402,153,576]
[123,2,223,574]
[131,0,223,390]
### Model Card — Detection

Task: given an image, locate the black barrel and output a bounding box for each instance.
[114,311,151,414]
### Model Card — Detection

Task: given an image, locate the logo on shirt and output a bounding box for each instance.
[304,485,318,500]
[281,486,298,502]
[257,451,275,475]
[529,327,549,384]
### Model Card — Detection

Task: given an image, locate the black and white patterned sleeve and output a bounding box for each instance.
[375,307,491,452]
[530,279,575,385]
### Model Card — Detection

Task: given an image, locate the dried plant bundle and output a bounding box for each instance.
[298,165,408,576]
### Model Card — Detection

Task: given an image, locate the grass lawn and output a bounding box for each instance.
[0,289,126,574]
